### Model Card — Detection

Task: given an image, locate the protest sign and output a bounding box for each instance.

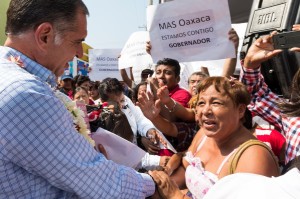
[88,49,122,81]
[119,31,153,69]
[119,31,154,83]
[179,63,194,90]
[147,0,235,63]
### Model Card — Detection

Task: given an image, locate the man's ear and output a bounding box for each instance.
[176,75,180,83]
[34,22,55,53]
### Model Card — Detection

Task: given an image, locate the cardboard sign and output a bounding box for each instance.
[88,49,122,81]
[147,0,235,63]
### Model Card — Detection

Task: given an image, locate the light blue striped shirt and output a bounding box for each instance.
[0,46,155,198]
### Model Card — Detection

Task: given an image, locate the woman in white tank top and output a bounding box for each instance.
[149,77,279,199]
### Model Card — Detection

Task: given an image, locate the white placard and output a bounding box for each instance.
[119,31,153,70]
[92,128,146,168]
[88,49,122,81]
[147,0,235,63]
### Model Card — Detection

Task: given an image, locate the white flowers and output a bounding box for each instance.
[54,90,95,146]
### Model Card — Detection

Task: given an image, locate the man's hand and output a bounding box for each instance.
[290,24,300,52]
[137,91,161,120]
[146,41,152,55]
[149,170,184,199]
[141,136,160,154]
[229,28,239,53]
[244,32,282,69]
[157,86,174,108]
[95,144,108,159]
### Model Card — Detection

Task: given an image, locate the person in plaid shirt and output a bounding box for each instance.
[240,25,300,168]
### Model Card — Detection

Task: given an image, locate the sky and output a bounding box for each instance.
[83,0,155,49]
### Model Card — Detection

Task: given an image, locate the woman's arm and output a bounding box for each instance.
[221,28,239,77]
[234,145,280,177]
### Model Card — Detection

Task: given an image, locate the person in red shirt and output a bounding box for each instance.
[147,58,191,123]
[154,58,191,107]
[240,25,300,171]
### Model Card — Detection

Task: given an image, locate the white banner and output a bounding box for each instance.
[119,31,153,70]
[88,49,122,81]
[147,0,235,63]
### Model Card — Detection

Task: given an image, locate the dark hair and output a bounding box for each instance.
[89,81,100,90]
[133,82,147,103]
[156,58,181,77]
[277,69,300,117]
[188,71,209,84]
[243,108,253,130]
[197,76,251,108]
[98,78,124,101]
[73,86,88,97]
[6,0,89,35]
[74,75,91,87]
[196,77,251,123]
[141,69,154,76]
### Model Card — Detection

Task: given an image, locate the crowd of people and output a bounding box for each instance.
[1,0,300,198]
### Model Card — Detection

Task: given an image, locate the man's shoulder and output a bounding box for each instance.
[176,86,190,94]
[0,63,50,96]
[170,86,191,97]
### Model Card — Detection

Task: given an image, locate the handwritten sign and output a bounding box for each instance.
[88,49,122,81]
[119,31,153,70]
[147,0,235,63]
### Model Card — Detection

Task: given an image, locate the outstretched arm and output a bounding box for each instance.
[158,86,195,122]
[244,32,282,69]
[222,28,239,77]
[137,91,178,137]
[120,68,133,88]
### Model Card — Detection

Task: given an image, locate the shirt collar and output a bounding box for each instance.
[168,84,180,96]
[0,46,57,87]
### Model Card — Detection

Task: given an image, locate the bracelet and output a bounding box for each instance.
[164,99,177,112]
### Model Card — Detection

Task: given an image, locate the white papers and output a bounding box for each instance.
[119,31,154,84]
[157,130,177,154]
[91,128,146,168]
[119,31,153,70]
[147,0,235,63]
[88,49,122,81]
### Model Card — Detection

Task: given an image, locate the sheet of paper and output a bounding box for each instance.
[147,0,235,63]
[88,49,122,81]
[91,128,146,168]
[157,130,177,154]
[118,31,153,70]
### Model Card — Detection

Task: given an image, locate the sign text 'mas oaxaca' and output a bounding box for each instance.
[147,0,235,63]
[88,49,122,81]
